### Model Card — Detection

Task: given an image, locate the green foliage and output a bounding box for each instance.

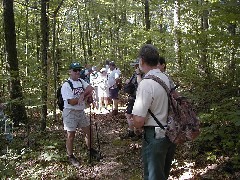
[195,96,240,168]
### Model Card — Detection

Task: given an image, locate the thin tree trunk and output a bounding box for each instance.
[3,0,27,126]
[77,5,87,64]
[40,0,49,131]
[198,0,209,75]
[174,0,182,69]
[144,0,151,44]
[52,0,65,121]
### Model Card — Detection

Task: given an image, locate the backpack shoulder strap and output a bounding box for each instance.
[77,78,84,90]
[66,79,84,91]
[67,80,74,90]
[144,75,170,95]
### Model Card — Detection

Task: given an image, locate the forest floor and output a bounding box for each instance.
[1,105,239,179]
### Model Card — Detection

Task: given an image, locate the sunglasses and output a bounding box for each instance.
[73,69,81,72]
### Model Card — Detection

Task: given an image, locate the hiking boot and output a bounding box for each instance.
[89,148,102,161]
[68,155,80,167]
[120,130,135,139]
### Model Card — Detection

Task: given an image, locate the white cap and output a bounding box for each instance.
[100,68,106,73]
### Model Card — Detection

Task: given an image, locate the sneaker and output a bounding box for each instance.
[89,148,102,161]
[68,155,80,167]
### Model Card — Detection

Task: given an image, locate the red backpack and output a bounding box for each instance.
[145,75,200,144]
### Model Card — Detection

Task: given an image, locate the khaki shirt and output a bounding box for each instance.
[132,69,170,126]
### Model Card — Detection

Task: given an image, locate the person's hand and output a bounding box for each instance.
[78,94,85,104]
[125,79,130,84]
[135,67,140,74]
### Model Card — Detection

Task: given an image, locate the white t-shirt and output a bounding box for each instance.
[90,71,99,87]
[98,74,109,98]
[107,68,121,88]
[132,69,170,126]
[61,78,89,110]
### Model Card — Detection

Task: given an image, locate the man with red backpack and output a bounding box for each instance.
[132,45,176,180]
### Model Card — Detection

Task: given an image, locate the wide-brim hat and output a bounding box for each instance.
[130,58,140,66]
[69,62,83,69]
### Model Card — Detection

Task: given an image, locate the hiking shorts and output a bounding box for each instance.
[109,88,119,100]
[62,109,90,131]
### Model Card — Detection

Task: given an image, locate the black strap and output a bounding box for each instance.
[66,79,83,91]
[148,109,166,130]
[144,75,170,94]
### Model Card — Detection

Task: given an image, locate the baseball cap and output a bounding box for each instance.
[92,66,97,71]
[109,61,116,67]
[130,58,140,66]
[100,68,106,73]
[69,62,83,69]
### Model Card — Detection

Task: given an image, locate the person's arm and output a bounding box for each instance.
[68,85,94,105]
[135,67,142,84]
[83,85,94,98]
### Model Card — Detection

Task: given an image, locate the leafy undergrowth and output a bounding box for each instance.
[0,109,239,179]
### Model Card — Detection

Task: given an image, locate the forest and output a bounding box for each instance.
[0,0,239,179]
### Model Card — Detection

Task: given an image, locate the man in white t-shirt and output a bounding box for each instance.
[107,61,121,115]
[132,44,176,180]
[61,62,101,167]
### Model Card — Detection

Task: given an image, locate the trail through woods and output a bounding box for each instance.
[3,106,238,179]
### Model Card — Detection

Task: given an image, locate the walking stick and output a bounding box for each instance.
[95,122,101,158]
[89,105,92,164]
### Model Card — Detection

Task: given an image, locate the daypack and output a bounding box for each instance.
[57,79,83,111]
[144,75,200,144]
[123,73,138,95]
[116,78,123,90]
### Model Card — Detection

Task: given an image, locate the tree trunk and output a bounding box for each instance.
[199,0,209,75]
[40,0,49,131]
[144,0,151,44]
[52,0,65,121]
[174,0,182,69]
[3,0,27,126]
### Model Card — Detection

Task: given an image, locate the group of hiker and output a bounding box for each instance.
[61,44,180,179]
[79,60,122,115]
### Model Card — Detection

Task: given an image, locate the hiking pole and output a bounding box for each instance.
[95,122,101,158]
[89,105,92,165]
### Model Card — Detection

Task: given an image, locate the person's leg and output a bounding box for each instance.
[98,97,103,111]
[63,109,78,155]
[81,125,91,149]
[112,98,118,111]
[164,141,176,178]
[66,131,76,155]
[143,127,171,180]
[110,88,119,115]
[104,97,109,109]
[63,109,80,166]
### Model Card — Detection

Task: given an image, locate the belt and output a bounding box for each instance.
[144,126,157,130]
[144,125,167,129]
